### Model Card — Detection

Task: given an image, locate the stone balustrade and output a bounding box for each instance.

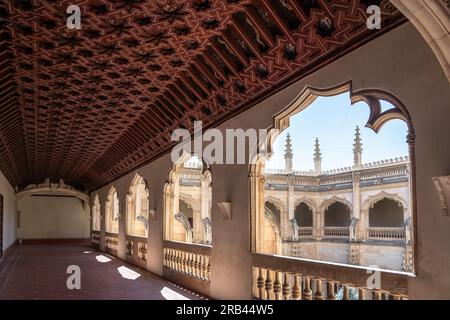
[252,254,409,300]
[324,227,349,238]
[368,227,405,240]
[105,232,119,256]
[299,227,313,237]
[163,242,211,282]
[91,230,100,249]
[126,235,148,268]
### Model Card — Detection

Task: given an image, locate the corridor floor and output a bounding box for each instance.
[0,244,205,300]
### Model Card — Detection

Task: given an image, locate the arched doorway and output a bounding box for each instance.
[324,202,351,238]
[264,205,282,255]
[164,154,212,244]
[105,187,119,234]
[294,202,313,237]
[368,198,405,240]
[126,174,149,238]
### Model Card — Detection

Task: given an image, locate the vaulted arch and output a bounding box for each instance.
[126,173,149,238]
[105,186,119,234]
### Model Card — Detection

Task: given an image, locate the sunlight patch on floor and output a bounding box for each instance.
[117,266,141,280]
[160,287,190,300]
[96,255,112,263]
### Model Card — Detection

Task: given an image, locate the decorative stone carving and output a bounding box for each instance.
[433,175,450,216]
[349,217,359,242]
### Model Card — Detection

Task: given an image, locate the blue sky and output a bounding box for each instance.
[265,93,409,172]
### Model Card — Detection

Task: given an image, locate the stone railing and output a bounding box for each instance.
[91,230,100,249]
[105,232,119,256]
[368,227,405,240]
[163,241,211,282]
[252,254,409,300]
[126,235,148,269]
[324,227,349,238]
[299,227,313,237]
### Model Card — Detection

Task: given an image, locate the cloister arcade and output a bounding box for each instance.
[1,0,448,301]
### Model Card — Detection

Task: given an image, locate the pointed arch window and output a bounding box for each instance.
[164,153,212,245]
[92,194,101,231]
[106,187,119,234]
[126,174,149,238]
[250,82,416,273]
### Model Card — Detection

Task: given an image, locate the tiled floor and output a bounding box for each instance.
[0,244,204,300]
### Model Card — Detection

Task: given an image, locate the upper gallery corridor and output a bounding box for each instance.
[0,243,204,300]
[0,0,449,301]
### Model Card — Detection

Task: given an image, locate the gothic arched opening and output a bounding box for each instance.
[126,174,149,238]
[294,203,313,227]
[164,154,212,245]
[105,187,119,234]
[369,198,404,228]
[325,202,351,227]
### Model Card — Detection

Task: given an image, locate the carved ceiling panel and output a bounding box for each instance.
[0,0,406,191]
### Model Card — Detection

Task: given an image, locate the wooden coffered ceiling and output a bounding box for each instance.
[0,0,406,191]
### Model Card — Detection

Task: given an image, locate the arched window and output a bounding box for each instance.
[264,208,282,255]
[324,202,351,227]
[92,194,101,231]
[250,83,416,273]
[126,174,149,238]
[369,198,404,228]
[294,203,313,227]
[164,154,212,245]
[106,187,119,234]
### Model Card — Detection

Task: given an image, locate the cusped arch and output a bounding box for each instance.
[294,197,318,213]
[273,81,414,135]
[264,196,287,215]
[362,191,408,212]
[320,196,353,213]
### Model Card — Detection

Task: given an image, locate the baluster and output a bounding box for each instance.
[342,285,350,300]
[194,254,200,278]
[257,268,265,299]
[358,288,365,300]
[167,249,171,268]
[180,251,185,273]
[172,250,177,270]
[206,256,211,281]
[292,274,301,300]
[303,276,312,300]
[186,252,192,275]
[202,255,208,281]
[190,253,196,276]
[282,273,291,300]
[186,252,191,274]
[273,271,282,300]
[373,290,383,300]
[314,278,324,300]
[198,255,204,280]
[265,269,273,300]
[327,281,336,300]
[172,249,176,269]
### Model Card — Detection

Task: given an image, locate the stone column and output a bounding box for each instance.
[315,211,324,240]
[352,171,361,242]
[118,193,126,260]
[287,178,295,239]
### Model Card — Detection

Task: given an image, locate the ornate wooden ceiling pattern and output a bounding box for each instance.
[0,0,405,191]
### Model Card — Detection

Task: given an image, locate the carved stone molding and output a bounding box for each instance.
[433,175,450,216]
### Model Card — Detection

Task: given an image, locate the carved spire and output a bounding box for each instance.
[353,126,363,168]
[314,138,322,174]
[284,133,293,173]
